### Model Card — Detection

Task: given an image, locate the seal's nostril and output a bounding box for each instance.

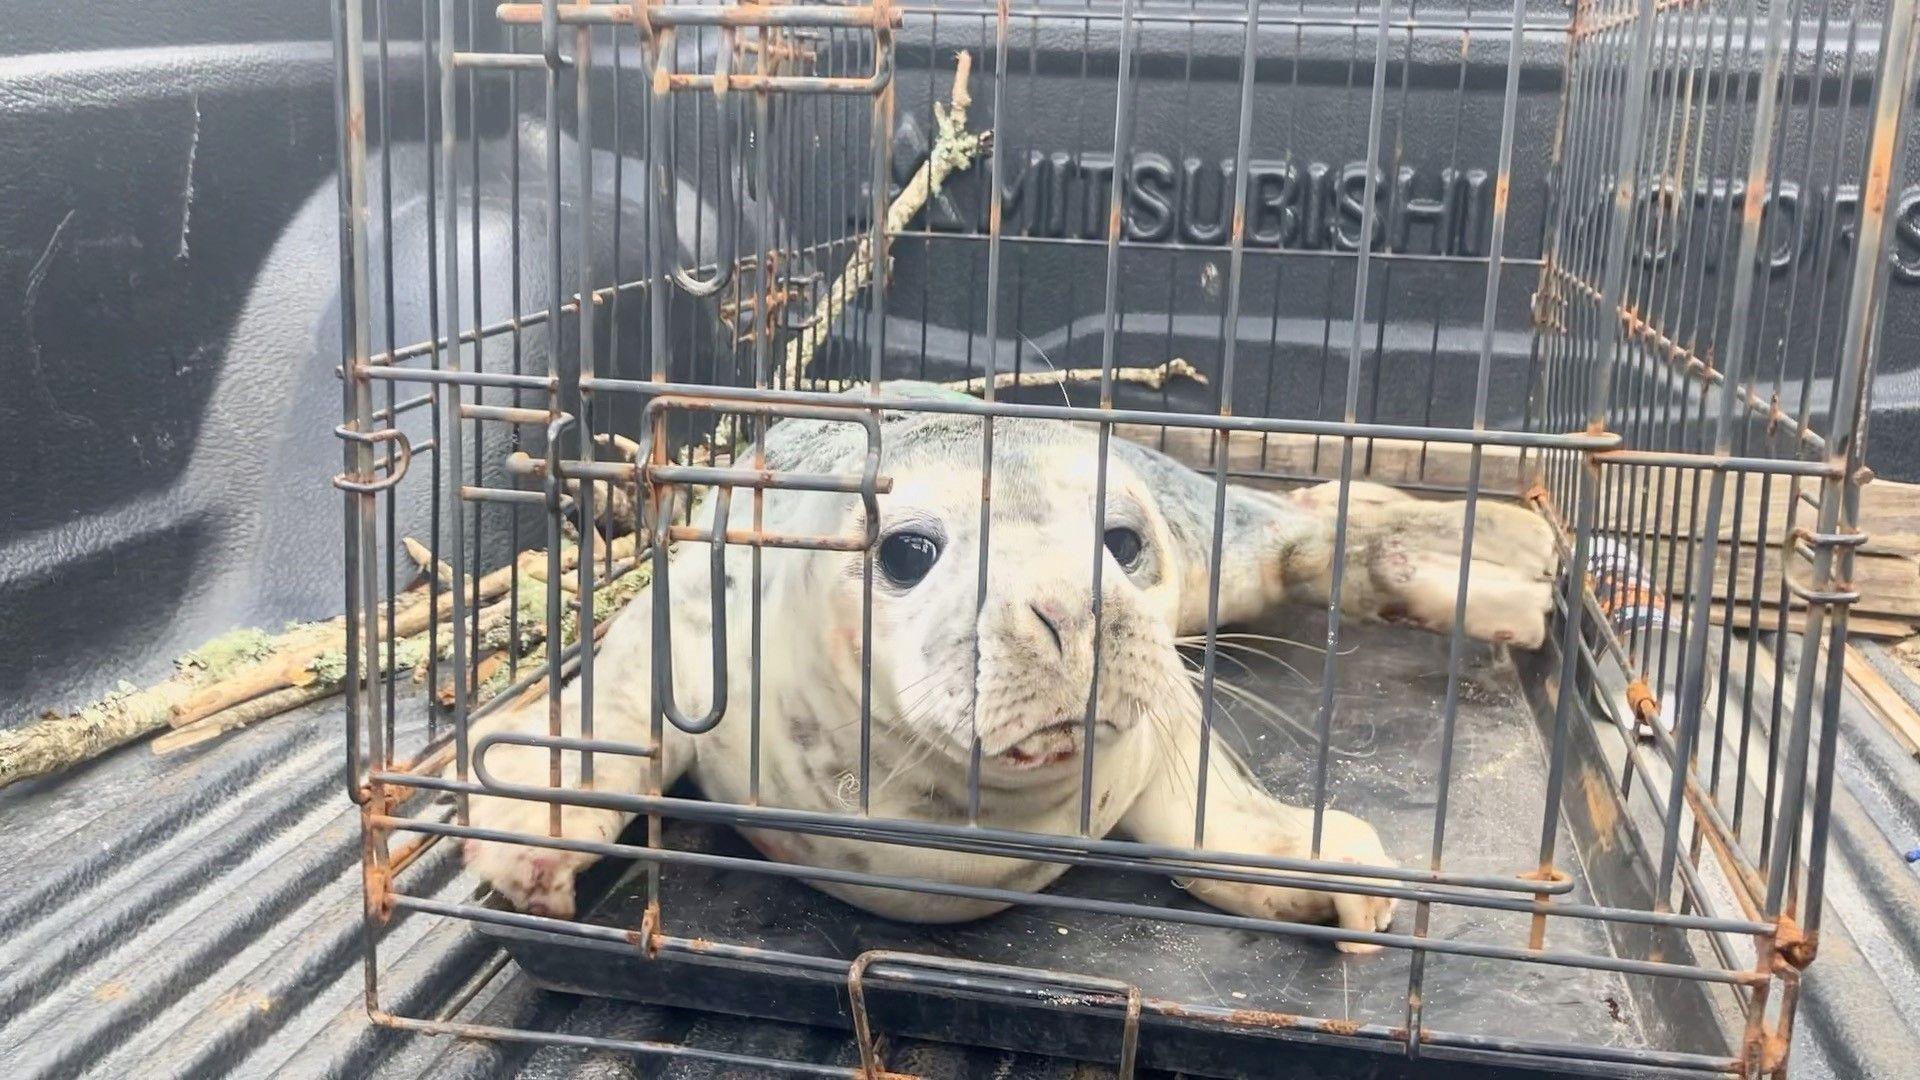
[1031,602,1064,654]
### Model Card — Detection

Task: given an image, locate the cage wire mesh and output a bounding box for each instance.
[329,0,1916,1075]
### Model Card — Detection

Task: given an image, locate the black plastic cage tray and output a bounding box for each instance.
[476,617,1728,1078]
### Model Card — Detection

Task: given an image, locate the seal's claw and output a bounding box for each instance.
[1171,809,1398,952]
[463,835,590,919]
[1330,854,1397,954]
[461,788,622,920]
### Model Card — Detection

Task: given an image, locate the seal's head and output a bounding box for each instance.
[767,403,1192,783]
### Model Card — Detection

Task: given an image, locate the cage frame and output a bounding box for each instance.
[328,0,1917,1075]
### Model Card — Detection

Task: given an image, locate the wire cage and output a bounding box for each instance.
[329,0,1915,1075]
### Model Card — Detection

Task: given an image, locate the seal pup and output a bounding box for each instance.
[461,383,1559,951]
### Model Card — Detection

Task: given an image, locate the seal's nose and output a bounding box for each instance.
[1030,602,1065,654]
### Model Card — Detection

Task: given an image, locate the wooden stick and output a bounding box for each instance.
[153,686,334,756]
[168,657,315,728]
[403,537,460,590]
[1844,646,1920,758]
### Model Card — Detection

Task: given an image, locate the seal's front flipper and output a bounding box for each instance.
[1284,480,1559,648]
[1118,720,1397,952]
[456,585,695,920]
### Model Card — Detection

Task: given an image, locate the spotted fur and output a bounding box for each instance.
[461,382,1557,950]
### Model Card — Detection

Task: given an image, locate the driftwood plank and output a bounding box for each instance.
[1703,601,1914,640]
[1646,548,1920,618]
[1844,646,1920,757]
[1593,470,1920,559]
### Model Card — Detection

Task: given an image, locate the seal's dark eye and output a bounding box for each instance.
[878,531,941,587]
[1104,527,1144,569]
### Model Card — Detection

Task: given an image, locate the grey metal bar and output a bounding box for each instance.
[1588,450,1842,477]
[496,2,899,30]
[1192,0,1261,848]
[366,365,557,390]
[1773,0,1919,919]
[1534,0,1662,937]
[857,14,896,817]
[662,66,894,94]
[462,403,555,425]
[452,50,555,70]
[473,730,657,764]
[885,226,1550,266]
[330,0,387,1017]
[538,0,567,839]
[640,0,669,925]
[651,488,735,735]
[441,0,474,829]
[374,1009,861,1078]
[375,393,434,424]
[966,1,1013,828]
[651,463,896,494]
[392,887,1748,1075]
[1081,0,1139,835]
[1409,0,1535,1048]
[376,770,1576,896]
[572,14,598,785]
[577,378,1624,449]
[376,0,403,769]
[537,411,564,814]
[895,5,1575,34]
[1309,0,1394,858]
[1655,0,1795,909]
[663,525,870,552]
[747,18,782,805]
[332,0,375,805]
[461,484,555,505]
[374,829,1755,984]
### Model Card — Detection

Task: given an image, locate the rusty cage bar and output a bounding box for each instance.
[330,0,1918,1075]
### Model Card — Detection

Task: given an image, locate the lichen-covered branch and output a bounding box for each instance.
[1,629,280,788]
[5,531,656,785]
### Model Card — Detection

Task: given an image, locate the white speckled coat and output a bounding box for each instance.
[462,383,1559,952]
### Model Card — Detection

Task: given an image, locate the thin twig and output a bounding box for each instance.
[934,358,1206,396]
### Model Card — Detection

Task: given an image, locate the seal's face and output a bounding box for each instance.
[814,415,1189,784]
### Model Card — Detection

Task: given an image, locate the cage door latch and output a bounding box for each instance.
[640,394,890,734]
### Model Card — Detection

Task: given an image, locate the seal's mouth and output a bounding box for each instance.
[995,716,1117,769]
